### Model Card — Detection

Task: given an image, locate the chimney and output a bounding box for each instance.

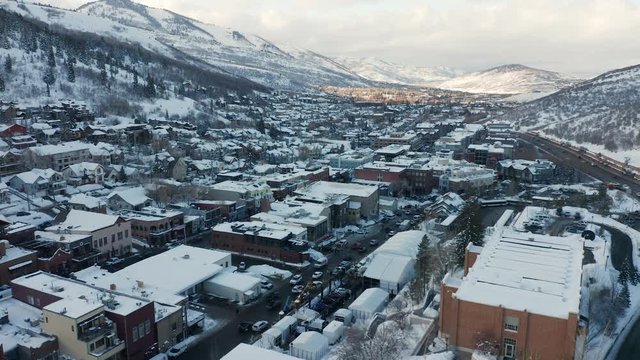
[0,240,9,257]
[136,280,144,288]
[110,284,116,291]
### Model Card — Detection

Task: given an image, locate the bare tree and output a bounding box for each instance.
[335,323,406,360]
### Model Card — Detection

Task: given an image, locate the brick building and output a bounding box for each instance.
[439,211,586,360]
[211,222,309,264]
[0,240,38,285]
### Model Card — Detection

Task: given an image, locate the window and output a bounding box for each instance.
[144,319,150,334]
[504,316,519,332]
[27,295,34,305]
[94,240,98,248]
[138,323,145,338]
[132,326,139,341]
[125,229,129,238]
[503,338,517,358]
[112,234,116,243]
[118,232,123,240]
[172,322,177,331]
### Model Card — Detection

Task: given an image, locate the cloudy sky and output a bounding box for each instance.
[45,0,640,77]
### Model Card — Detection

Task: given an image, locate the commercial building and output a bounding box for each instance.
[497,159,556,184]
[116,207,184,247]
[211,221,309,264]
[439,211,586,360]
[0,240,38,285]
[294,181,379,223]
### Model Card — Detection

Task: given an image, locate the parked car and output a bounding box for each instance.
[313,258,328,268]
[260,280,273,290]
[369,239,378,246]
[252,320,269,332]
[238,262,247,271]
[292,285,305,294]
[388,231,396,236]
[336,239,348,248]
[312,271,323,280]
[167,342,188,358]
[290,274,303,285]
[105,257,122,266]
[312,280,323,289]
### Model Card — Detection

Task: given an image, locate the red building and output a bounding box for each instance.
[0,123,26,138]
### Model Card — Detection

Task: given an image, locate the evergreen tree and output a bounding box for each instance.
[455,202,485,267]
[47,46,55,67]
[614,282,631,311]
[144,75,156,98]
[132,69,138,88]
[410,235,432,303]
[256,118,266,134]
[4,55,11,73]
[100,66,108,86]
[118,166,128,182]
[66,60,75,83]
[618,258,632,285]
[0,76,5,92]
[43,66,56,96]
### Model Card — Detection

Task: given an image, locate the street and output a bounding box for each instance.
[178,213,415,359]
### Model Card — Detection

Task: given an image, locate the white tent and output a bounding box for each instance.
[348,288,389,320]
[290,332,329,360]
[322,320,344,345]
[363,254,414,294]
[203,271,260,304]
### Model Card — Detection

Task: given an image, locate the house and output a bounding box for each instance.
[0,150,23,176]
[62,162,105,185]
[0,123,27,139]
[7,168,66,195]
[107,187,152,211]
[497,159,556,184]
[67,193,107,213]
[439,210,586,360]
[0,240,38,285]
[46,210,132,258]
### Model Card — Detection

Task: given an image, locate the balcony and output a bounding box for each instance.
[78,322,115,342]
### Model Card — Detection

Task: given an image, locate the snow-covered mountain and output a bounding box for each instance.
[437,64,579,95]
[69,0,367,90]
[507,64,640,151]
[333,56,461,85]
[0,3,265,122]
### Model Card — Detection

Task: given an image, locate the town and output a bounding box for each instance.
[0,87,638,360]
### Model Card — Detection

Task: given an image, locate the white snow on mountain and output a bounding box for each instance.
[74,0,368,89]
[507,64,640,153]
[333,56,461,85]
[438,64,580,95]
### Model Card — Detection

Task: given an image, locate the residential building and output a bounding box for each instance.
[46,210,132,258]
[7,168,66,195]
[62,162,105,185]
[107,188,153,211]
[497,159,556,183]
[24,141,93,171]
[208,180,274,215]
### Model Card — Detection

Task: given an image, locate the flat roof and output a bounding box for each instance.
[46,209,122,233]
[299,181,377,199]
[115,245,229,295]
[454,229,583,319]
[221,344,299,360]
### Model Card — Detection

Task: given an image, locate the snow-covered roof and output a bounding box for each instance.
[221,344,299,360]
[205,271,260,292]
[291,331,329,352]
[373,230,425,258]
[349,287,389,313]
[454,229,584,319]
[363,253,413,283]
[297,181,377,200]
[115,245,229,295]
[28,141,91,156]
[12,271,150,317]
[46,209,122,233]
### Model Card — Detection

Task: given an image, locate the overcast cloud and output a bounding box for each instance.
[43,0,640,77]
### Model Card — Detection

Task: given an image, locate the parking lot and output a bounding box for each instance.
[178,209,424,359]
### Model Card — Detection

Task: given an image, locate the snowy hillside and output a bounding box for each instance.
[333,56,461,85]
[0,4,262,122]
[507,64,640,152]
[437,64,579,94]
[73,0,368,90]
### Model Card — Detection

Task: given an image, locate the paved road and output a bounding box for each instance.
[178,214,415,359]
[518,133,640,194]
